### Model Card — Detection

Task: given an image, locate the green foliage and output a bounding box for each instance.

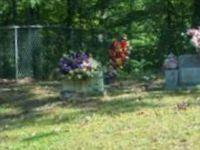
[0,0,200,78]
[124,59,152,74]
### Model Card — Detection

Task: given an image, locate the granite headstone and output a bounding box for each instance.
[179,54,200,85]
[165,69,178,89]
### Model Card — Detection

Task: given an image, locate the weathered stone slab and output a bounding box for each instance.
[60,71,104,99]
[179,68,200,85]
[179,54,200,68]
[178,54,200,85]
[165,69,178,89]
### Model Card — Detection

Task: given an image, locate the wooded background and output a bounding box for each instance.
[0,0,200,78]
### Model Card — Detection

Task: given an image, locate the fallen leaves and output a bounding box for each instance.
[176,101,189,110]
[136,110,151,117]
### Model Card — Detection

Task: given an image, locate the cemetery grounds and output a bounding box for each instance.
[0,76,200,150]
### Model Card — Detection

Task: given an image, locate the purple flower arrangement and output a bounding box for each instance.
[58,52,100,80]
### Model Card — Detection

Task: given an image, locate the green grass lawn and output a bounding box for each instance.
[0,80,200,150]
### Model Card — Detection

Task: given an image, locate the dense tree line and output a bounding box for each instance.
[0,0,200,77]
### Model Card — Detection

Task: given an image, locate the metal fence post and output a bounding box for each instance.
[14,26,19,80]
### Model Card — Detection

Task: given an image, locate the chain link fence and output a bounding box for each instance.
[0,25,113,80]
[0,25,188,80]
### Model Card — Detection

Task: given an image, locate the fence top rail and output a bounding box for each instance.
[0,25,68,29]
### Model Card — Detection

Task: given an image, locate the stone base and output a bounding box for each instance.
[60,71,104,99]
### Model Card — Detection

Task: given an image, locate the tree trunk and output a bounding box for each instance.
[193,0,200,26]
[11,0,17,24]
[66,0,75,50]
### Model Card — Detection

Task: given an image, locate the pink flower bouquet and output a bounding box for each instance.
[187,27,200,52]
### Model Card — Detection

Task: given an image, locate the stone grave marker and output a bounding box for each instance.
[179,54,200,85]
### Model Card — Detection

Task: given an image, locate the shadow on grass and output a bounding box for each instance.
[1,81,200,132]
[23,131,58,142]
[0,97,64,131]
[101,98,162,115]
[0,95,163,132]
[67,97,164,115]
[0,83,61,131]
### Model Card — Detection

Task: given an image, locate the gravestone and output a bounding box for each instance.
[179,54,200,85]
[165,69,178,89]
[164,53,178,89]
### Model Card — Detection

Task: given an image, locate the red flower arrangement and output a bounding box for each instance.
[109,34,129,68]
